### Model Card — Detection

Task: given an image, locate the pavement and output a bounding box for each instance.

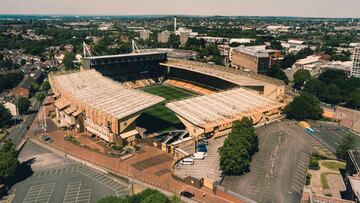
[12,140,130,203]
[221,120,313,203]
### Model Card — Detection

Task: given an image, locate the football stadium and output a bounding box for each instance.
[49,52,285,146]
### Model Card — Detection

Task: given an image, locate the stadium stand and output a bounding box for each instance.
[161,59,285,101]
[165,79,215,95]
[49,69,165,145]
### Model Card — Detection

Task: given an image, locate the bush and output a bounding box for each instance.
[305,173,312,185]
[111,145,124,151]
[309,156,320,170]
[65,135,80,145]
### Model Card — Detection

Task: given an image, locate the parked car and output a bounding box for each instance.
[181,158,194,165]
[180,191,195,198]
[197,143,207,154]
[191,152,206,160]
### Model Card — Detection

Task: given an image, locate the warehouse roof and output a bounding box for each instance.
[166,88,282,128]
[51,69,165,120]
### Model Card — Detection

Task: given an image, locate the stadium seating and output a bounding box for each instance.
[167,67,239,91]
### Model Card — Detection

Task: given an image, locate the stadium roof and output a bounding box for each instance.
[82,52,164,60]
[166,88,283,128]
[51,69,165,120]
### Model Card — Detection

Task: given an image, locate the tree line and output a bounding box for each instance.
[0,70,24,93]
[97,189,180,203]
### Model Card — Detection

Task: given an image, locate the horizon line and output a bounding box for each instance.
[0,13,358,20]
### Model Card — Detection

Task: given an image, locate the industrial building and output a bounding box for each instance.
[351,46,360,78]
[231,45,282,74]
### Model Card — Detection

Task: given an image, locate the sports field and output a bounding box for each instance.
[137,85,196,133]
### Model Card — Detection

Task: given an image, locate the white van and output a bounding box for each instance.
[191,152,205,160]
[181,158,194,165]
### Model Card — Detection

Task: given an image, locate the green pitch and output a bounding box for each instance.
[137,85,196,133]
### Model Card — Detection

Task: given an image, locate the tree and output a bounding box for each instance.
[266,65,289,84]
[336,134,356,160]
[318,70,347,84]
[16,96,31,115]
[97,189,171,203]
[63,51,75,70]
[0,71,24,92]
[303,79,327,98]
[283,93,323,121]
[293,69,311,90]
[0,104,12,128]
[41,81,51,92]
[0,139,19,183]
[348,88,360,109]
[35,92,46,102]
[219,118,258,175]
[20,59,26,66]
[270,40,283,50]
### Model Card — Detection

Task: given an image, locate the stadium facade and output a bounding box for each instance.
[49,52,285,145]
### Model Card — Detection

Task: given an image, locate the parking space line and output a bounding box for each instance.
[23,183,55,203]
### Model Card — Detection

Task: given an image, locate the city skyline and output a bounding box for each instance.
[1,0,360,18]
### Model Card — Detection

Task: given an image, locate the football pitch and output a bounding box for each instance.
[137,85,196,133]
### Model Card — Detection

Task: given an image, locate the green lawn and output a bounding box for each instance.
[321,161,345,171]
[321,172,339,189]
[137,85,197,133]
[141,85,195,101]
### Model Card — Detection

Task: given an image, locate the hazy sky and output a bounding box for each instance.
[0,0,359,18]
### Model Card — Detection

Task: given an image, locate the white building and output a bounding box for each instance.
[139,30,151,41]
[351,46,360,78]
[294,55,325,70]
[3,102,18,117]
[281,39,308,54]
[229,38,256,44]
[175,27,198,37]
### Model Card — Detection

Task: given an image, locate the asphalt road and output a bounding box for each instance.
[7,100,40,146]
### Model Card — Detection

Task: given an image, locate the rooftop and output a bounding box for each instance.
[50,69,165,120]
[166,88,282,128]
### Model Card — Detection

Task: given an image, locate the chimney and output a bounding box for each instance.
[174,16,177,33]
